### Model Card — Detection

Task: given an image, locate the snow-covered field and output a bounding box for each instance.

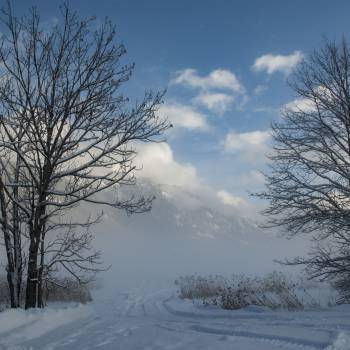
[1,286,350,350]
[1,183,349,349]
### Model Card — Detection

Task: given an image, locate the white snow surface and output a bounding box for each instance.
[1,286,350,350]
[2,182,349,349]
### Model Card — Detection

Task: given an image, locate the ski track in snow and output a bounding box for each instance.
[0,289,350,350]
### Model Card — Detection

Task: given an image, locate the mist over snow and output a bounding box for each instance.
[86,179,308,297]
[2,2,350,349]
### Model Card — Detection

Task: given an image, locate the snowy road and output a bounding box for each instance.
[0,289,350,350]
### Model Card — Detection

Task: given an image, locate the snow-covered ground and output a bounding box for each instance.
[1,182,348,349]
[1,285,350,350]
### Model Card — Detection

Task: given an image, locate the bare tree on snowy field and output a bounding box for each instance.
[257,39,350,285]
[0,120,26,308]
[0,2,169,309]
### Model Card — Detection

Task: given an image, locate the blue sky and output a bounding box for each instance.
[10,0,350,211]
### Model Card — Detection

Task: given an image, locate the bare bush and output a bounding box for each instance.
[175,275,227,300]
[219,273,304,310]
[42,278,92,305]
[331,275,350,304]
[0,274,92,310]
[176,272,337,311]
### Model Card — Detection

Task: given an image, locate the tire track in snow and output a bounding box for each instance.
[159,300,345,350]
[162,300,292,321]
[123,289,174,317]
[121,294,350,350]
[162,300,350,333]
[189,324,331,350]
[262,321,350,333]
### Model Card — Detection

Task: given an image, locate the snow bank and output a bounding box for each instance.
[328,332,350,350]
[1,293,350,350]
[0,303,91,345]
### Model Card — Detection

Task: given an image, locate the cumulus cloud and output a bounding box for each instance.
[134,142,260,218]
[171,68,248,113]
[158,103,209,131]
[224,130,271,162]
[224,130,270,152]
[252,51,303,75]
[283,86,336,114]
[192,92,234,114]
[135,142,200,190]
[283,97,316,113]
[173,68,244,93]
[217,190,248,208]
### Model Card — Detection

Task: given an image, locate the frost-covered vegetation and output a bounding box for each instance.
[175,272,338,310]
[0,275,91,310]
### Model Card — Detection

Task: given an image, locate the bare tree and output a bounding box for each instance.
[257,39,350,285]
[0,131,25,308]
[0,2,169,308]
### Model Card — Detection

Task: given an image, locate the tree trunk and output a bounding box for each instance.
[14,259,22,307]
[37,267,44,308]
[25,240,39,309]
[6,269,16,308]
[13,153,22,307]
[37,233,46,308]
[25,193,46,309]
[0,176,17,307]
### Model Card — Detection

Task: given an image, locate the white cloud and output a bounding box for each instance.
[283,86,336,114]
[252,51,303,75]
[283,97,316,113]
[172,68,248,113]
[172,68,244,93]
[224,130,270,153]
[193,93,234,114]
[135,142,200,190]
[134,143,260,218]
[224,130,270,162]
[158,103,208,130]
[217,190,248,208]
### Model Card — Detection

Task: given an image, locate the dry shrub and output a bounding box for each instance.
[218,273,304,310]
[176,272,336,311]
[0,275,92,310]
[43,278,93,305]
[332,276,350,304]
[175,275,227,299]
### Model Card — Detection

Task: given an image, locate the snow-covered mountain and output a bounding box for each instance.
[90,180,308,294]
[103,180,260,239]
